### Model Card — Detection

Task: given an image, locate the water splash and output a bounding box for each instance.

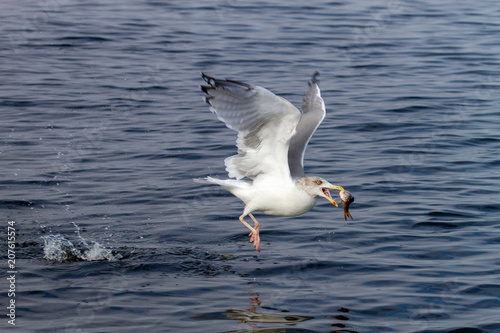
[41,233,120,262]
[42,234,84,262]
[84,242,117,261]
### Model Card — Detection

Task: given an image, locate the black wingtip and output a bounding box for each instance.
[200,73,215,105]
[203,96,213,105]
[201,85,211,94]
[201,72,253,91]
[201,72,215,85]
[311,71,320,85]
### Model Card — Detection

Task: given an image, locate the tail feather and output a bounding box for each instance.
[193,176,250,190]
[193,177,214,184]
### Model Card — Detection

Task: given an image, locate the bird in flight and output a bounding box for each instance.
[196,72,354,251]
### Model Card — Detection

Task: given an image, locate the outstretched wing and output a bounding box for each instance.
[288,72,326,178]
[201,73,300,181]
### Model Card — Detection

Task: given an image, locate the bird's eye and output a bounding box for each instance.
[316,180,322,185]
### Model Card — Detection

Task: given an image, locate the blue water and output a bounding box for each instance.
[1,1,500,332]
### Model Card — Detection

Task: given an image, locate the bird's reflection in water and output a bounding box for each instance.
[192,283,358,333]
[325,308,357,333]
[192,308,313,324]
[247,292,261,313]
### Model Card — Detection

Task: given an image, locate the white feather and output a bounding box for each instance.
[202,76,301,182]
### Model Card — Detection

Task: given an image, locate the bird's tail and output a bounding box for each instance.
[193,176,250,189]
[193,177,216,185]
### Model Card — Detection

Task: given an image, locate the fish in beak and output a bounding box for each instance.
[339,190,355,220]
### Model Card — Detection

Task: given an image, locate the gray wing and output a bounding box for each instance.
[201,73,301,181]
[288,72,326,178]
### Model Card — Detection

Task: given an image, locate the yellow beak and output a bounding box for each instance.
[322,185,344,207]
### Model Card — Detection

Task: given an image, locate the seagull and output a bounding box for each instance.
[196,72,348,251]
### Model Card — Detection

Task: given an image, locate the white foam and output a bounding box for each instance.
[42,234,84,262]
[83,242,119,261]
[42,233,119,263]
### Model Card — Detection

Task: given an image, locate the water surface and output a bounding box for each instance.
[1,1,500,332]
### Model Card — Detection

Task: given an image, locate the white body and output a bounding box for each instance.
[210,176,318,217]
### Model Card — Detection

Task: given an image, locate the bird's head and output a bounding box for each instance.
[297,176,344,207]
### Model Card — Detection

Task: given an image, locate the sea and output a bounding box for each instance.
[1,1,500,332]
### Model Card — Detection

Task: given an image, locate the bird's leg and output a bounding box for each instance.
[248,213,261,251]
[239,213,261,251]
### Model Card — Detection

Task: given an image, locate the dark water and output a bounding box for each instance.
[1,1,500,332]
